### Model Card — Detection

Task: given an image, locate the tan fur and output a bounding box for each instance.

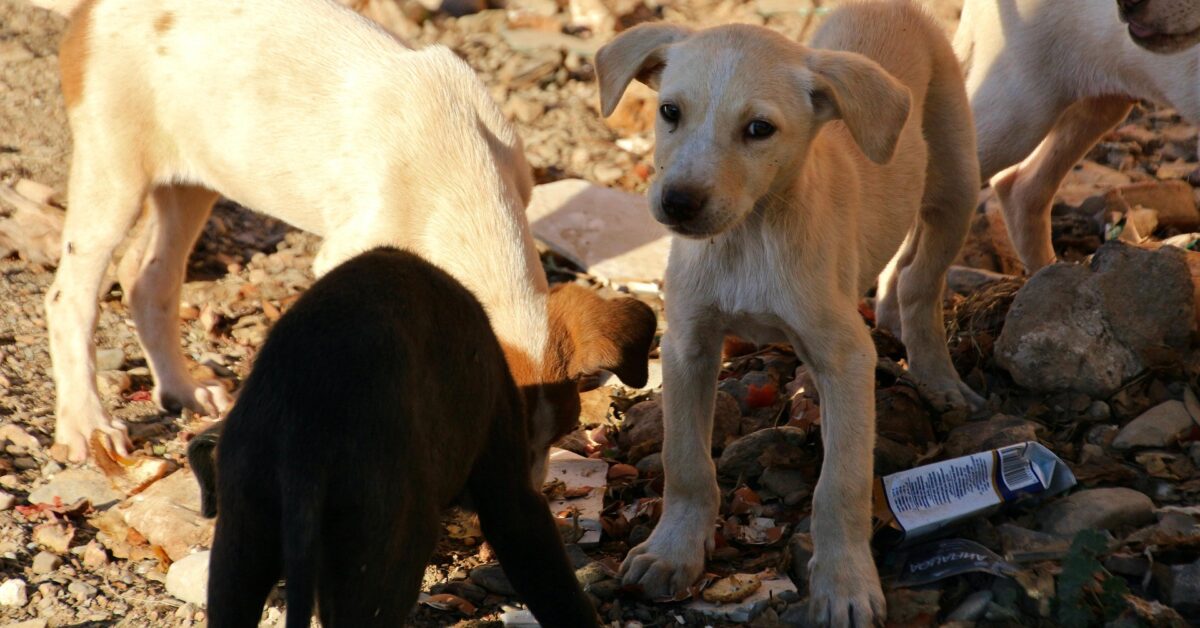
[596,2,980,625]
[58,0,96,109]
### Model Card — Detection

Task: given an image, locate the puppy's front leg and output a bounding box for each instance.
[621,314,722,599]
[790,308,885,628]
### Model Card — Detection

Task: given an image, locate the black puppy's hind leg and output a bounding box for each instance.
[207,504,282,628]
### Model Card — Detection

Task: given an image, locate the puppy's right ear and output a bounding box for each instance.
[595,23,692,117]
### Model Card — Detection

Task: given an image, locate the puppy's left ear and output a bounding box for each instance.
[595,22,693,117]
[806,49,911,165]
[549,284,658,388]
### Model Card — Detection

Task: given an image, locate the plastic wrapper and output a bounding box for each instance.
[872,441,1076,546]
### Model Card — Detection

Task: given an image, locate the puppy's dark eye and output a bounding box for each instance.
[660,103,681,123]
[746,120,776,139]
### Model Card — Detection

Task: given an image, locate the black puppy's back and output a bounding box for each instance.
[204,248,597,627]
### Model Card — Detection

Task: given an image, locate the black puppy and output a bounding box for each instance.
[191,247,601,627]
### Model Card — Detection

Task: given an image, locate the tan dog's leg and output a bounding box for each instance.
[992,96,1133,273]
[896,74,984,411]
[789,302,884,628]
[128,185,233,417]
[621,312,722,598]
[46,139,148,461]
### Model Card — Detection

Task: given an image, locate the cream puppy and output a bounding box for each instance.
[596,1,980,625]
[958,0,1200,273]
[47,0,655,466]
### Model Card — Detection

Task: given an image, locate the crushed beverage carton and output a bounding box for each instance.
[873,441,1076,545]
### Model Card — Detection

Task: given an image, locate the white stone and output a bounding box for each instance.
[0,579,28,607]
[166,551,209,607]
[527,179,670,283]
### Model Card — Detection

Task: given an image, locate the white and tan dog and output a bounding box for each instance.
[596,1,980,625]
[958,0,1200,273]
[47,0,655,465]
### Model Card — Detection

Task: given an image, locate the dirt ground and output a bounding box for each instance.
[1,0,1199,626]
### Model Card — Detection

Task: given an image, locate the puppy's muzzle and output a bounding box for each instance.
[660,186,708,225]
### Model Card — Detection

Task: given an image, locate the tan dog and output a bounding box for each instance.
[958,0,1200,273]
[47,0,655,467]
[596,1,980,625]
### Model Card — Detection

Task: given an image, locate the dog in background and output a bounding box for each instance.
[46,0,653,469]
[957,0,1200,273]
[596,1,979,625]
[190,247,606,628]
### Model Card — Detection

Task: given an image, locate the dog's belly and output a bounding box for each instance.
[721,312,792,346]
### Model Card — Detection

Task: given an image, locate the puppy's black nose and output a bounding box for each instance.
[1118,0,1145,14]
[660,187,706,223]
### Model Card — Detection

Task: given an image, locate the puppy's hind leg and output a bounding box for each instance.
[127,185,233,417]
[207,499,282,627]
[46,138,150,461]
[899,61,984,412]
[992,96,1133,273]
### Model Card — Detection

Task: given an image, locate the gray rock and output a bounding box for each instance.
[1037,487,1155,536]
[874,436,918,476]
[717,427,808,481]
[563,544,592,570]
[1155,558,1200,620]
[165,551,209,607]
[1113,400,1197,450]
[759,467,810,500]
[28,468,123,510]
[67,580,97,602]
[947,590,993,622]
[623,392,740,461]
[96,370,131,398]
[635,452,663,475]
[95,347,125,371]
[0,491,14,511]
[943,415,1043,458]
[470,563,516,596]
[31,551,61,574]
[995,243,1193,397]
[785,532,813,596]
[947,266,1012,294]
[997,524,1071,562]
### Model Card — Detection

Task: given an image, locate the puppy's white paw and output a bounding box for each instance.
[808,549,885,627]
[156,378,234,417]
[914,375,983,414]
[621,516,713,599]
[55,403,130,463]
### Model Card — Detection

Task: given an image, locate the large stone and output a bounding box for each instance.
[526,179,670,283]
[1155,558,1200,620]
[28,468,123,510]
[996,243,1194,397]
[717,427,808,481]
[0,579,27,607]
[1113,400,1197,450]
[621,392,740,461]
[117,470,213,561]
[166,551,209,607]
[943,415,1043,458]
[1105,180,1198,231]
[1037,487,1155,536]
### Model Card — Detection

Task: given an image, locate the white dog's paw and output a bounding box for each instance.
[156,378,234,417]
[914,375,984,415]
[55,404,130,463]
[808,551,886,627]
[621,519,713,600]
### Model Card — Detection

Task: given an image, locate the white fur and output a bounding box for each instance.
[46,0,546,461]
[958,0,1200,272]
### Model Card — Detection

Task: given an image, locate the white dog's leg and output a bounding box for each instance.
[791,306,885,628]
[620,313,722,598]
[992,96,1133,273]
[874,227,916,335]
[128,185,233,417]
[46,142,149,462]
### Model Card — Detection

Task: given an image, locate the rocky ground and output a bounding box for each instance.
[1,0,1200,626]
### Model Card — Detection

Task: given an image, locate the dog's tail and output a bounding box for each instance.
[186,423,223,518]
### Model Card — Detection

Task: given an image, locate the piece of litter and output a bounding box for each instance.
[545,449,607,546]
[893,538,1019,587]
[873,442,1076,545]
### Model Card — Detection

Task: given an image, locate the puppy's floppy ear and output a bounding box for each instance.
[595,23,692,118]
[806,49,911,165]
[548,284,658,388]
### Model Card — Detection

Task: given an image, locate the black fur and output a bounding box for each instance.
[193,247,599,627]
